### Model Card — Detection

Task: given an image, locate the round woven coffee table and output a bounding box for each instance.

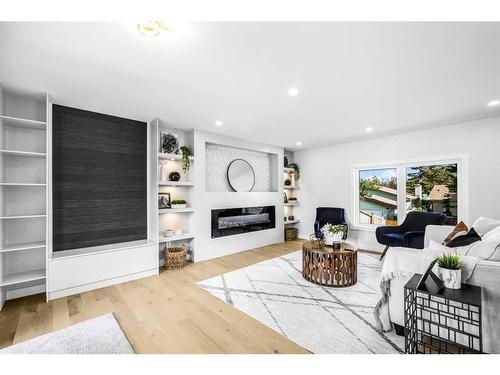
[302,242,358,287]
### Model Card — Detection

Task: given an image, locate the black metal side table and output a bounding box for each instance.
[404,274,482,354]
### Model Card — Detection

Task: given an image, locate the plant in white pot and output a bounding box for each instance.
[436,253,463,289]
[170,199,187,209]
[321,223,346,249]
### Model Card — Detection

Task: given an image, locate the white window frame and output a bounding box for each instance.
[352,154,469,231]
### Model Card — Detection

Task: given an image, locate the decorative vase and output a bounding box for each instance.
[324,232,343,247]
[159,161,168,181]
[437,267,462,289]
[169,171,181,181]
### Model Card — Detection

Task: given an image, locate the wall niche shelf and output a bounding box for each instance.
[284,202,299,207]
[158,152,195,161]
[0,242,46,254]
[159,233,195,243]
[283,151,300,237]
[159,181,194,187]
[0,115,47,129]
[284,185,299,190]
[0,149,47,158]
[159,208,195,214]
[284,219,300,225]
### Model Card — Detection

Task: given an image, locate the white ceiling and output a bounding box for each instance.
[1,22,500,150]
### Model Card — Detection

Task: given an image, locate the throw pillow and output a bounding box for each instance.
[442,221,468,245]
[472,217,500,236]
[482,226,500,261]
[446,228,481,248]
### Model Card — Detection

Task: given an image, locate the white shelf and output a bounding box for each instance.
[284,185,299,190]
[0,115,47,130]
[0,183,46,187]
[158,153,195,161]
[284,219,300,225]
[284,167,295,173]
[0,242,46,253]
[0,214,46,220]
[0,149,46,158]
[159,181,194,187]
[159,233,195,243]
[284,202,299,207]
[159,208,195,214]
[0,269,46,287]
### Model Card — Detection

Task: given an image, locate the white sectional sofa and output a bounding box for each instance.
[384,220,500,353]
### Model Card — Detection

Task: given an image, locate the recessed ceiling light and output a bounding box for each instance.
[214,120,223,127]
[288,87,299,97]
[296,141,302,146]
[137,21,172,37]
[365,127,373,133]
[488,99,500,107]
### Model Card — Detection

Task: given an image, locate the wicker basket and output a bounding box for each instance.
[164,246,187,270]
[285,227,298,241]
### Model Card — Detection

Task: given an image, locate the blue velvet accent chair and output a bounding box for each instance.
[376,211,446,260]
[314,207,348,240]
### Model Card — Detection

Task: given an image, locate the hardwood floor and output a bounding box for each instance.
[0,240,310,354]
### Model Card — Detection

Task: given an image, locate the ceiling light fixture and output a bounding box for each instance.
[488,99,500,107]
[288,87,299,97]
[214,120,223,127]
[137,21,172,37]
[296,141,302,146]
[365,127,373,133]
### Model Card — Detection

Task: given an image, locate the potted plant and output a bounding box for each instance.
[170,199,187,209]
[180,146,192,174]
[321,223,346,248]
[436,253,463,289]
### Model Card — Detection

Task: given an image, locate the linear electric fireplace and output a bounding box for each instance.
[211,206,276,238]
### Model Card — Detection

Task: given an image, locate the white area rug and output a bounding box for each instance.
[198,250,404,354]
[1,313,134,354]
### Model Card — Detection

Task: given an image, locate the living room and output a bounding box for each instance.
[1,1,499,373]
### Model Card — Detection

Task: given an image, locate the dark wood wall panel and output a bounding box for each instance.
[52,105,147,251]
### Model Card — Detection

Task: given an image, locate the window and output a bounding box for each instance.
[359,168,398,226]
[405,163,458,225]
[353,156,467,229]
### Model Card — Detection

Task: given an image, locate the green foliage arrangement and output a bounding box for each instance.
[180,146,192,174]
[171,199,187,205]
[436,253,463,270]
[321,223,347,235]
[359,177,380,198]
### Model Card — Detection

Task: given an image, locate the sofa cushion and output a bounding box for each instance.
[446,228,481,248]
[472,217,500,236]
[428,240,473,256]
[429,239,497,259]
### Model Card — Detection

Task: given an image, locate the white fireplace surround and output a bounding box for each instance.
[193,130,284,262]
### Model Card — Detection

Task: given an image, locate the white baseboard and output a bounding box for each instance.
[6,284,46,300]
[47,268,158,300]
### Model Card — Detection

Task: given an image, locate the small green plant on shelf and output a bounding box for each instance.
[436,253,463,270]
[180,146,192,174]
[171,199,187,204]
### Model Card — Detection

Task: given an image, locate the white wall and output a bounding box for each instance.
[193,130,283,262]
[294,116,500,251]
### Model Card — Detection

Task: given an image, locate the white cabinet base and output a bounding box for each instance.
[48,241,158,300]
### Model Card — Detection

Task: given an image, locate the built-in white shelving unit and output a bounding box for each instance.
[154,120,195,264]
[0,84,49,309]
[283,151,300,237]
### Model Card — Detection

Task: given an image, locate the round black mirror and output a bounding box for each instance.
[227,159,255,192]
